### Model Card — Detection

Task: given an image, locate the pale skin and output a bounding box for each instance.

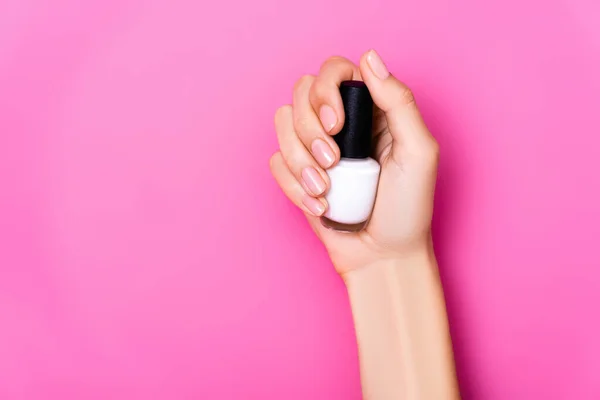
[270,50,460,399]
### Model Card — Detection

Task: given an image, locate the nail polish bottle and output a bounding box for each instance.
[322,81,380,232]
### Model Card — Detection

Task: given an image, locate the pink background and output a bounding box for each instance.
[1,0,600,398]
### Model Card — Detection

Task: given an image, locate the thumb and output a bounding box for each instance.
[359,50,435,158]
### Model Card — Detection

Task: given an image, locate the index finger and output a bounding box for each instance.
[309,56,361,136]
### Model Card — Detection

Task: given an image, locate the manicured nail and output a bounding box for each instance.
[319,104,337,132]
[302,167,326,195]
[311,139,335,168]
[367,50,390,80]
[302,194,326,216]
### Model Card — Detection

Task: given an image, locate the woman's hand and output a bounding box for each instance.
[270,50,439,275]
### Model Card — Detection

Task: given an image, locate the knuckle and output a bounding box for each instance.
[286,149,304,171]
[311,78,329,97]
[274,105,292,126]
[406,138,439,166]
[294,114,311,133]
[320,56,351,71]
[269,152,281,171]
[293,75,315,93]
[309,78,336,106]
[400,86,417,107]
[423,139,440,163]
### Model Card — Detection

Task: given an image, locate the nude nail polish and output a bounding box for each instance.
[321,81,380,232]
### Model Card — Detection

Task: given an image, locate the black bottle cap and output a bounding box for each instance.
[335,81,373,159]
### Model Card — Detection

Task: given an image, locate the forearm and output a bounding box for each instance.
[343,245,460,400]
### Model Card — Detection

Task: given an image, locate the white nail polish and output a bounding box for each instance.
[322,81,381,232]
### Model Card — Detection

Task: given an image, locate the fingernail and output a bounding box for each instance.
[302,194,326,216]
[319,105,337,132]
[311,139,335,168]
[302,167,326,195]
[367,50,390,80]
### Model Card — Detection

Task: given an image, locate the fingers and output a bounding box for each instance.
[274,105,329,197]
[359,50,438,160]
[269,151,327,217]
[309,57,361,136]
[292,75,338,169]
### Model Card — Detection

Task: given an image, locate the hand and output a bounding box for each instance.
[270,50,439,275]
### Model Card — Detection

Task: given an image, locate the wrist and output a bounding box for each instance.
[341,239,437,285]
